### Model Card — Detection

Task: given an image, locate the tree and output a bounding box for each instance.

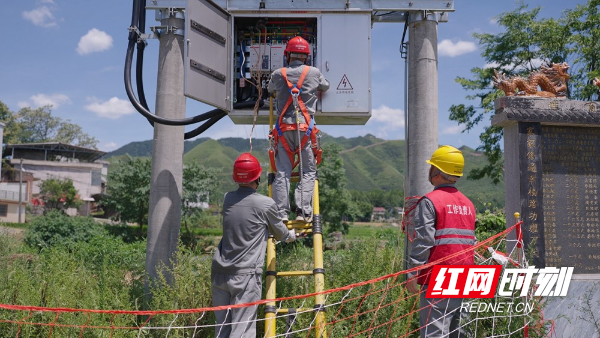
[181,163,219,235]
[103,157,220,236]
[0,102,98,149]
[17,106,99,148]
[0,101,23,145]
[38,178,82,213]
[449,0,599,183]
[102,157,152,232]
[564,0,600,100]
[318,143,356,234]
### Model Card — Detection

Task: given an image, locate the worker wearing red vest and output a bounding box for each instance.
[406,145,476,338]
[267,36,329,222]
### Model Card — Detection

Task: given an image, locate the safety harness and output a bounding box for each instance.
[269,65,322,172]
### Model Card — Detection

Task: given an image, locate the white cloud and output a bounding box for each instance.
[76,29,113,55]
[441,125,463,135]
[370,105,405,128]
[18,93,72,109]
[367,105,405,139]
[204,124,269,140]
[102,142,118,151]
[22,5,58,28]
[85,97,135,119]
[438,39,477,57]
[484,61,501,69]
[484,58,547,73]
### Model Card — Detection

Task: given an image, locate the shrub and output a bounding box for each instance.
[24,211,106,249]
[0,232,146,337]
[475,203,506,242]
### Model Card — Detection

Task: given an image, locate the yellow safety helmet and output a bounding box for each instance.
[426,145,464,177]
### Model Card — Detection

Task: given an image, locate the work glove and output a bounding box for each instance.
[285,230,297,243]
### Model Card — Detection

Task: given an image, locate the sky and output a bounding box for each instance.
[0,0,585,153]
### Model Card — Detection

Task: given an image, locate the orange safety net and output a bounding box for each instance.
[0,222,555,337]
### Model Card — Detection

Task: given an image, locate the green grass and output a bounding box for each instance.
[0,221,32,230]
[0,209,549,337]
[4,220,397,241]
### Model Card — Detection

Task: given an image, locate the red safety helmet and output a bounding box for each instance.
[284,36,310,57]
[232,153,262,183]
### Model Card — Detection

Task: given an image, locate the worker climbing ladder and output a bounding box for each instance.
[264,96,327,338]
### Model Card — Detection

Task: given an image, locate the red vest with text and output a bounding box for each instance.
[417,186,477,285]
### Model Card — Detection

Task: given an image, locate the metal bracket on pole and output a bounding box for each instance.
[128,26,154,43]
[151,8,185,37]
[146,0,185,9]
[408,10,447,24]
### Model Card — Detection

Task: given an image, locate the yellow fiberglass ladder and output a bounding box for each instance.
[264,96,327,338]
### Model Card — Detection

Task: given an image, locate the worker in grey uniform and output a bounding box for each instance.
[268,36,329,222]
[406,146,477,338]
[212,153,296,338]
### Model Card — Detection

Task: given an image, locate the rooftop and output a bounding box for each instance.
[6,142,106,163]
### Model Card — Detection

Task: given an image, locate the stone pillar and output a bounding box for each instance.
[492,96,600,336]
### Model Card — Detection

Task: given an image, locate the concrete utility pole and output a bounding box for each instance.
[145,9,186,295]
[404,12,440,269]
[406,11,439,200]
[18,158,23,224]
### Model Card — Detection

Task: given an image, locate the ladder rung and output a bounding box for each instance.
[276,308,313,314]
[287,219,311,225]
[286,222,312,230]
[277,270,313,277]
[295,229,312,235]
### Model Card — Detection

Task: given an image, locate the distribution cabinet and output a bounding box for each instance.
[184,0,372,125]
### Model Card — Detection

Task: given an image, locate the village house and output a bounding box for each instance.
[5,142,107,218]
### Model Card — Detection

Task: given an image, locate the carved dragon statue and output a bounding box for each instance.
[594,77,600,91]
[493,62,570,98]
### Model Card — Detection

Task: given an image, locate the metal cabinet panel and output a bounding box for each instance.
[184,0,232,111]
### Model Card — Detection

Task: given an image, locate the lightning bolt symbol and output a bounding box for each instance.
[430,267,447,295]
[435,269,445,284]
[342,78,347,87]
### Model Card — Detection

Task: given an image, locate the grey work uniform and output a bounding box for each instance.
[408,184,468,338]
[211,186,290,338]
[267,60,329,219]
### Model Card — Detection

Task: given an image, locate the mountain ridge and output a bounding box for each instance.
[105,135,504,209]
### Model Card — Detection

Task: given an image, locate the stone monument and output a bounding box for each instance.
[492,66,600,336]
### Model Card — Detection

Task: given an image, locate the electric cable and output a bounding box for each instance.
[374,11,398,16]
[136,0,149,111]
[125,0,228,126]
[183,100,263,139]
[184,112,227,139]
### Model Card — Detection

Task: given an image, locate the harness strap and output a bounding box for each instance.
[277,66,311,127]
[271,65,321,168]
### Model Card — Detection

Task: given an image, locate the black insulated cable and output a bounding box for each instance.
[125,0,228,126]
[183,100,264,139]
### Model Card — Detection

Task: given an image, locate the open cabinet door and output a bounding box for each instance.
[184,0,232,111]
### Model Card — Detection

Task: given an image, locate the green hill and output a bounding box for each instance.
[104,137,211,159]
[106,134,505,210]
[340,140,406,191]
